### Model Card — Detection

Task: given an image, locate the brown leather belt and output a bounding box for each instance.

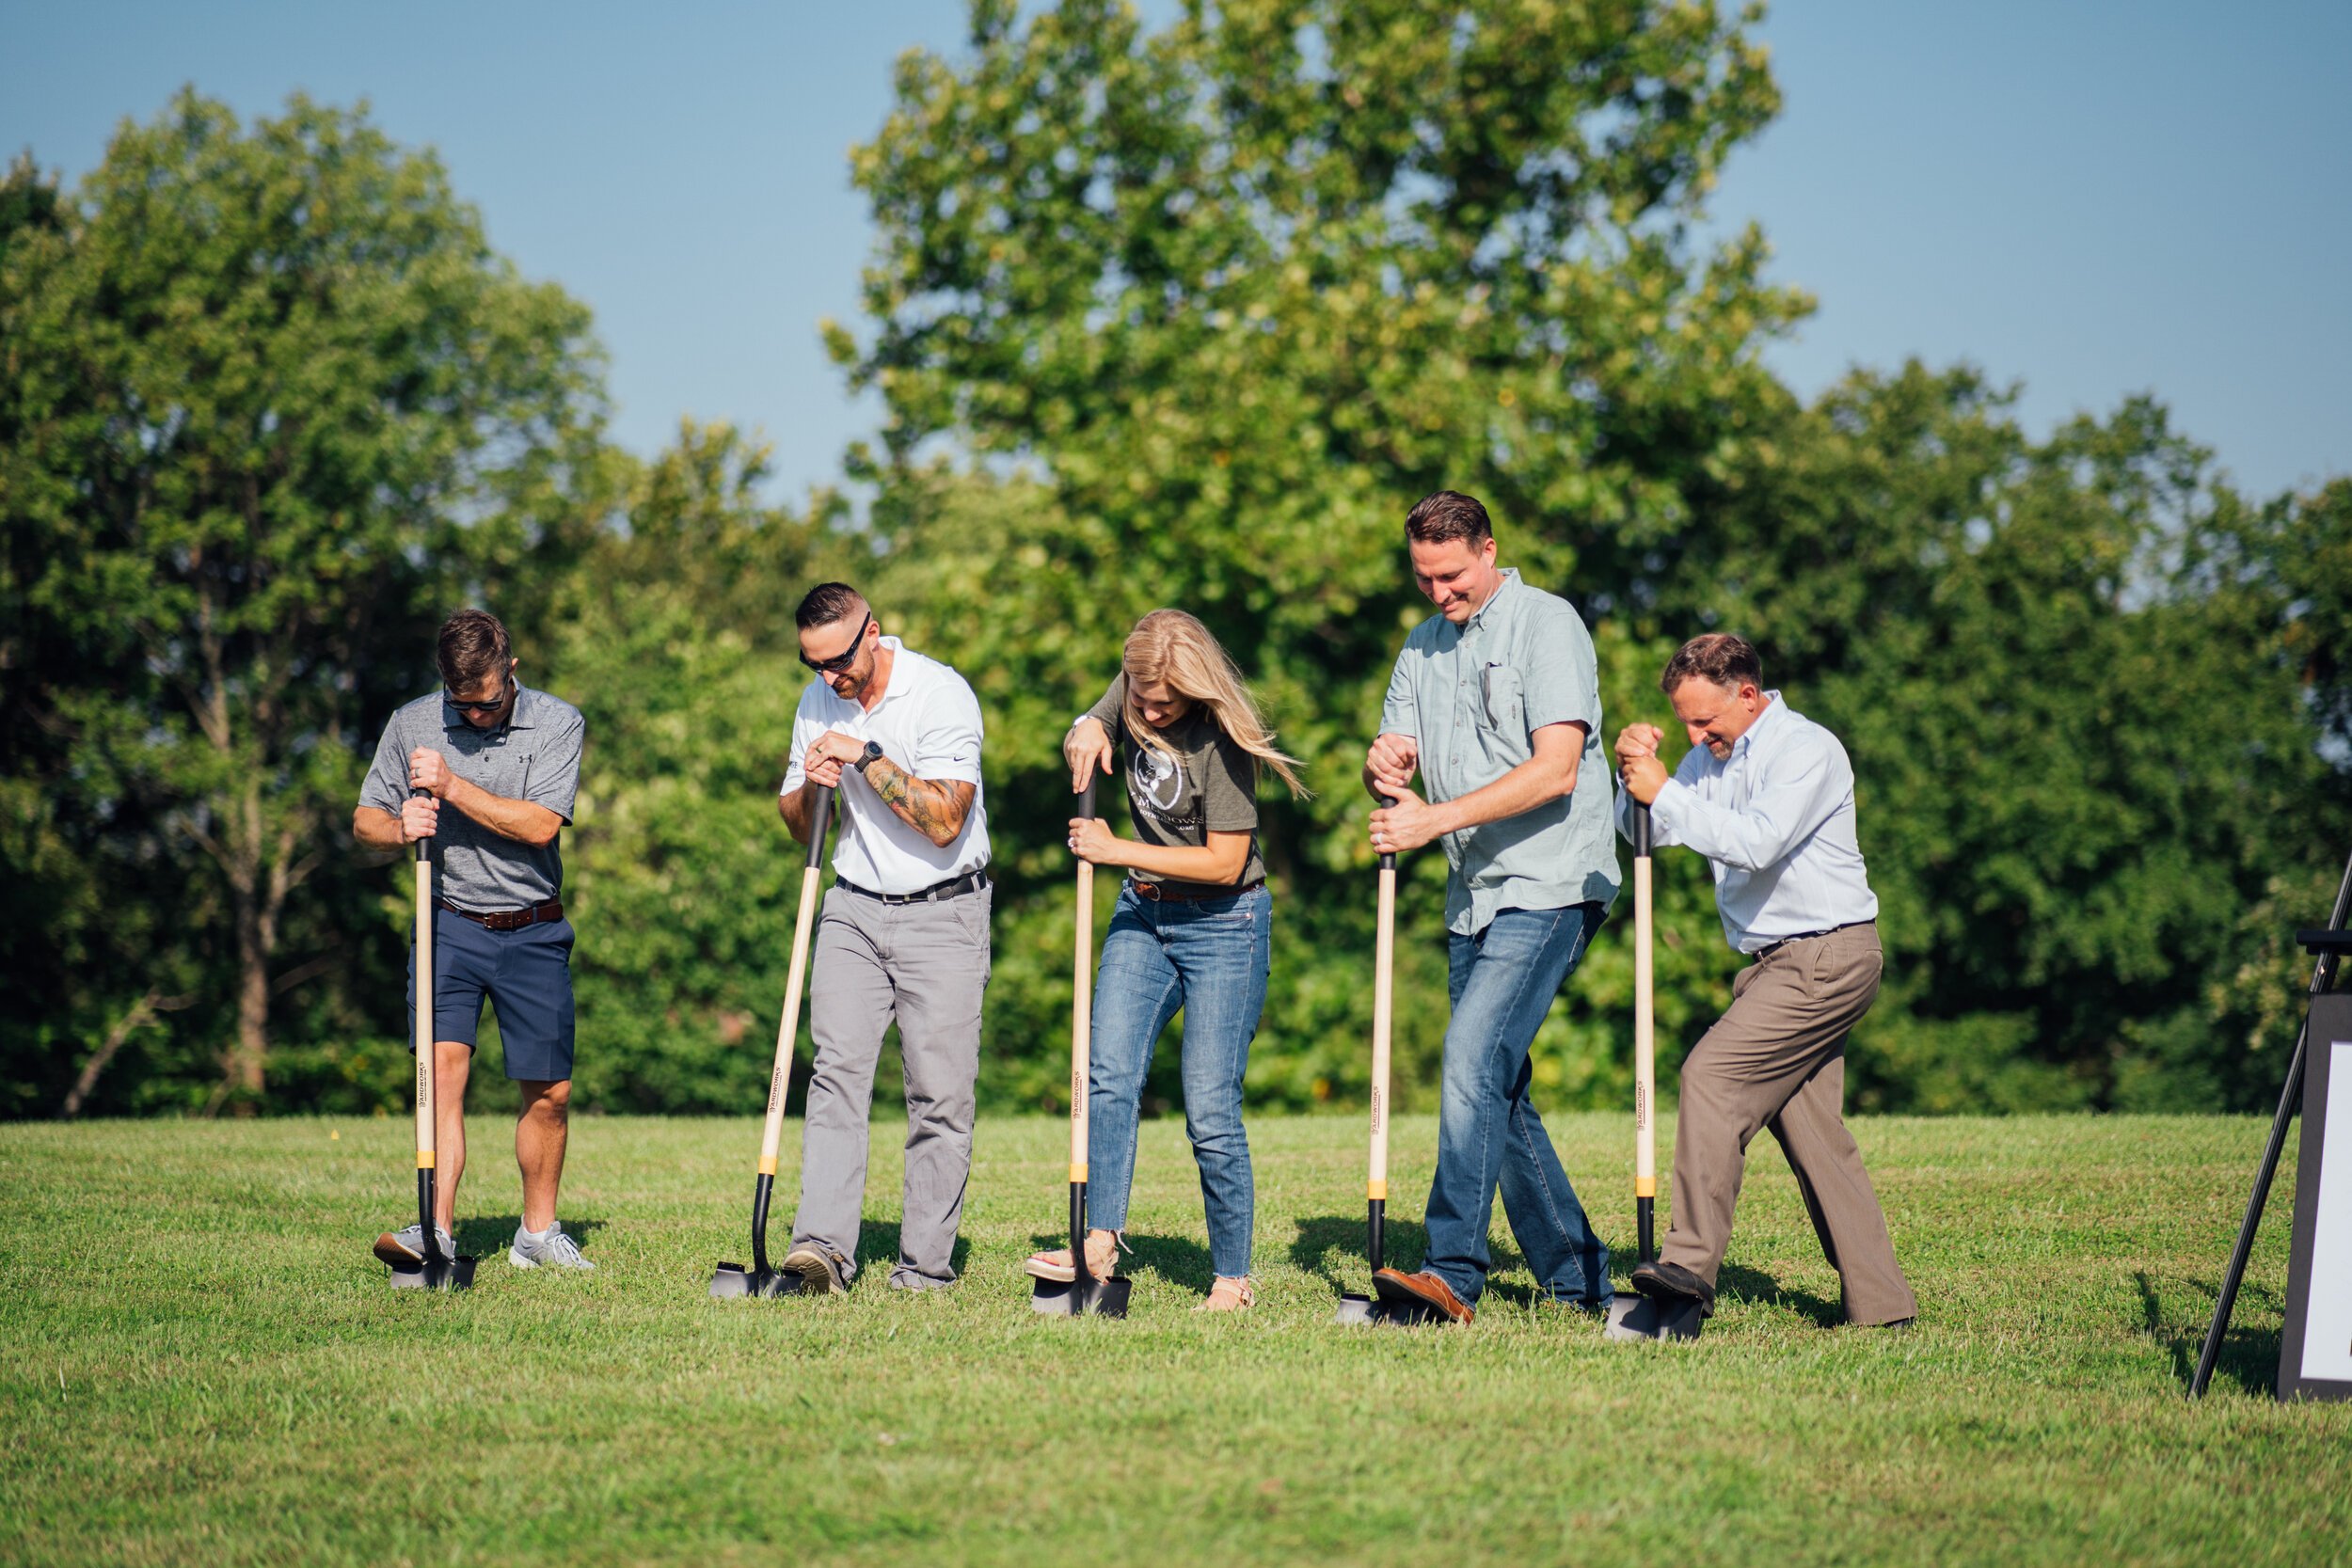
[1129,877,1265,903]
[437,896,564,932]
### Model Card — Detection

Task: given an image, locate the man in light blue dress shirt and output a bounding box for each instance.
[1614,633,1916,1326]
[1361,490,1618,1324]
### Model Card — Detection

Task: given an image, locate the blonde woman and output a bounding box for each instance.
[1024,610,1308,1310]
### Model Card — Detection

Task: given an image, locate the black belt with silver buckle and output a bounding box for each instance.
[437,896,564,932]
[1756,920,1873,960]
[1129,877,1266,903]
[837,871,990,905]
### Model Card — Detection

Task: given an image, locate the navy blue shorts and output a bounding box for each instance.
[405,908,577,1083]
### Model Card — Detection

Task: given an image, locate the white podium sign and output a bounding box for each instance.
[2279,996,2352,1401]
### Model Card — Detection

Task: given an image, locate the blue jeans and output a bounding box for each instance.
[1086,883,1271,1278]
[1421,902,1611,1307]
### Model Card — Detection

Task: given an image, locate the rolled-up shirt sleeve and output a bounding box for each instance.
[1646,731,1849,871]
[914,679,985,785]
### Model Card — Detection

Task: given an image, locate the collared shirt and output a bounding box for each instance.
[780,637,991,895]
[1378,568,1619,935]
[359,681,585,909]
[1616,691,1879,954]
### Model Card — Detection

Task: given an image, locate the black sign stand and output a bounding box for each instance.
[2188,848,2352,1400]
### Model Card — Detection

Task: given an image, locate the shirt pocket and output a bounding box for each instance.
[1475,664,1528,752]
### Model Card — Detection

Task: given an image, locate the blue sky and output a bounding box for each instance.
[4,1,2344,505]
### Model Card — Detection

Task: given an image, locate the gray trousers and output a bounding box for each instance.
[1661,922,1917,1325]
[791,882,991,1288]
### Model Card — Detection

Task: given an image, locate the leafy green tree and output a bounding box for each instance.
[535,421,862,1112]
[1676,363,2351,1110]
[835,0,1799,1110]
[0,91,605,1111]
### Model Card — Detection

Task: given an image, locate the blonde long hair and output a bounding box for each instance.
[1120,610,1310,800]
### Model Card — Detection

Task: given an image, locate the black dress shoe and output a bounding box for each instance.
[1629,1259,1716,1315]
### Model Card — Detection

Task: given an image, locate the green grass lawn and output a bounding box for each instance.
[0,1111,2341,1567]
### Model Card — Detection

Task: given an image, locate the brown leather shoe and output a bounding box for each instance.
[1372,1268,1474,1324]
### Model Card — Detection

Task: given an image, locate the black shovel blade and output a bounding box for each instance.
[1030,1273,1133,1318]
[388,1253,477,1291]
[1603,1290,1704,1342]
[710,1262,803,1300]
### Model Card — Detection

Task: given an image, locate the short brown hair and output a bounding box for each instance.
[795,581,866,630]
[1405,490,1492,547]
[1661,633,1762,694]
[437,609,512,689]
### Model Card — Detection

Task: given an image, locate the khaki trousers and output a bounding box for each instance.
[1661,922,1916,1324]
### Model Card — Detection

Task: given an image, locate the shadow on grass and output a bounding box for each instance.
[2135,1269,2282,1397]
[1287,1212,1428,1287]
[851,1222,970,1285]
[454,1214,608,1259]
[1715,1261,1843,1328]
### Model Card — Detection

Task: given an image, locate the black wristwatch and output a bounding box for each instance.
[852,739,884,775]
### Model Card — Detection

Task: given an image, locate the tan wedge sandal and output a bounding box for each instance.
[1196,1275,1254,1312]
[1023,1229,1121,1284]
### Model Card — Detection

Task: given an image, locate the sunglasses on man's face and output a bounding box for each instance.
[799,611,872,675]
[445,678,512,715]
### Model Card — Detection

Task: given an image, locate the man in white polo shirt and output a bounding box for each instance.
[775,582,993,1293]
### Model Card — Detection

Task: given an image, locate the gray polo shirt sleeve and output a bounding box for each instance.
[358,712,414,816]
[525,706,585,823]
[1377,643,1420,740]
[1521,600,1602,736]
[914,672,984,785]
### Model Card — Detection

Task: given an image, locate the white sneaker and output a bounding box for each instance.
[509,1220,595,1271]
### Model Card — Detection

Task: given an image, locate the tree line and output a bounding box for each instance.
[6,0,2346,1121]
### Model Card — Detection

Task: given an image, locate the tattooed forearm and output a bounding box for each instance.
[865,757,973,847]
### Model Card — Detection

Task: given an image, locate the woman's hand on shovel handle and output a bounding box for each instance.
[1068,816,1119,864]
[1065,718,1114,796]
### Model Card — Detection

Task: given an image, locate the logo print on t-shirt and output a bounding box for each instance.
[1130,743,1184,819]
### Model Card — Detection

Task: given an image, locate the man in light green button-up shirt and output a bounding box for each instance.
[1359,490,1619,1324]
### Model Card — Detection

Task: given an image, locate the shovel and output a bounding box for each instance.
[711,785,835,1299]
[1337,779,1412,1324]
[389,788,477,1291]
[1031,778,1133,1317]
[1605,801,1703,1342]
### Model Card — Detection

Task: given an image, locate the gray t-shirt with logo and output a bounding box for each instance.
[1083,676,1263,896]
[358,682,585,910]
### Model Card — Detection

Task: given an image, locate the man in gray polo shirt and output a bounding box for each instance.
[356,608,593,1273]
[1363,490,1619,1324]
